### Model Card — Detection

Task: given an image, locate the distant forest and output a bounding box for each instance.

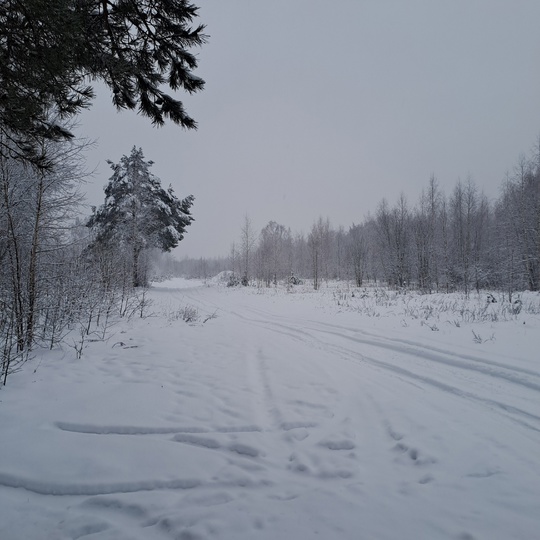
[174,140,540,298]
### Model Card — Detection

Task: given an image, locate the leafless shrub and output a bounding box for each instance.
[203,310,218,323]
[472,329,495,344]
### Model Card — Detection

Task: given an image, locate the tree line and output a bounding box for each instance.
[179,142,540,299]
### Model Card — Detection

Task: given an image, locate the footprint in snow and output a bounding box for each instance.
[280,420,318,431]
[227,442,261,458]
[282,428,310,443]
[319,439,356,451]
[393,442,437,466]
[287,453,311,474]
[418,473,435,485]
[172,434,221,449]
[387,427,404,441]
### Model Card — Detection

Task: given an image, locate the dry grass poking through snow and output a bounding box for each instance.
[242,280,540,327]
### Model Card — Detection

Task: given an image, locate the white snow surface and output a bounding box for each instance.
[1,280,539,540]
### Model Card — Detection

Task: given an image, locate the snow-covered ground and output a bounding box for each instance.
[1,278,539,540]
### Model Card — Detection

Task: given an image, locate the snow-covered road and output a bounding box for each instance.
[1,280,539,539]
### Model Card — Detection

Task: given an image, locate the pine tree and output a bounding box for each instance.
[0,1,206,168]
[87,147,194,287]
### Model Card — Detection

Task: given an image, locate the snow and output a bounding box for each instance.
[1,279,539,540]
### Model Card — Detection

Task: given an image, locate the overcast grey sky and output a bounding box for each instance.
[78,0,540,258]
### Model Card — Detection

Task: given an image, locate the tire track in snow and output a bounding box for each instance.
[307,319,540,380]
[234,302,540,384]
[55,422,263,435]
[255,347,284,429]
[233,303,540,398]
[226,306,540,434]
[308,337,540,433]
[186,291,540,439]
[309,325,540,392]
[0,472,271,497]
[159,287,540,477]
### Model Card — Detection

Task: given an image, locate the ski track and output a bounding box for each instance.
[1,282,539,540]
[234,301,540,386]
[219,301,540,432]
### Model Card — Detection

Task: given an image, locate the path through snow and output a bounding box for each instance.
[1,279,539,539]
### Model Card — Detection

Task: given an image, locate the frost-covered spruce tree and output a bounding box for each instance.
[88,147,194,287]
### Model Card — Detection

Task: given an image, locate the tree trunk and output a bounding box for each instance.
[133,246,141,287]
[2,169,25,351]
[26,175,45,347]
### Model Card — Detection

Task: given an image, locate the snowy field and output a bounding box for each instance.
[1,278,539,540]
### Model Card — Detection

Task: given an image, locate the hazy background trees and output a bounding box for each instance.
[207,136,539,296]
[347,223,369,287]
[256,221,292,286]
[239,215,257,284]
[498,153,540,292]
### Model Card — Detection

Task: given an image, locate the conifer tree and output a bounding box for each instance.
[87,147,194,287]
[0,1,206,168]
